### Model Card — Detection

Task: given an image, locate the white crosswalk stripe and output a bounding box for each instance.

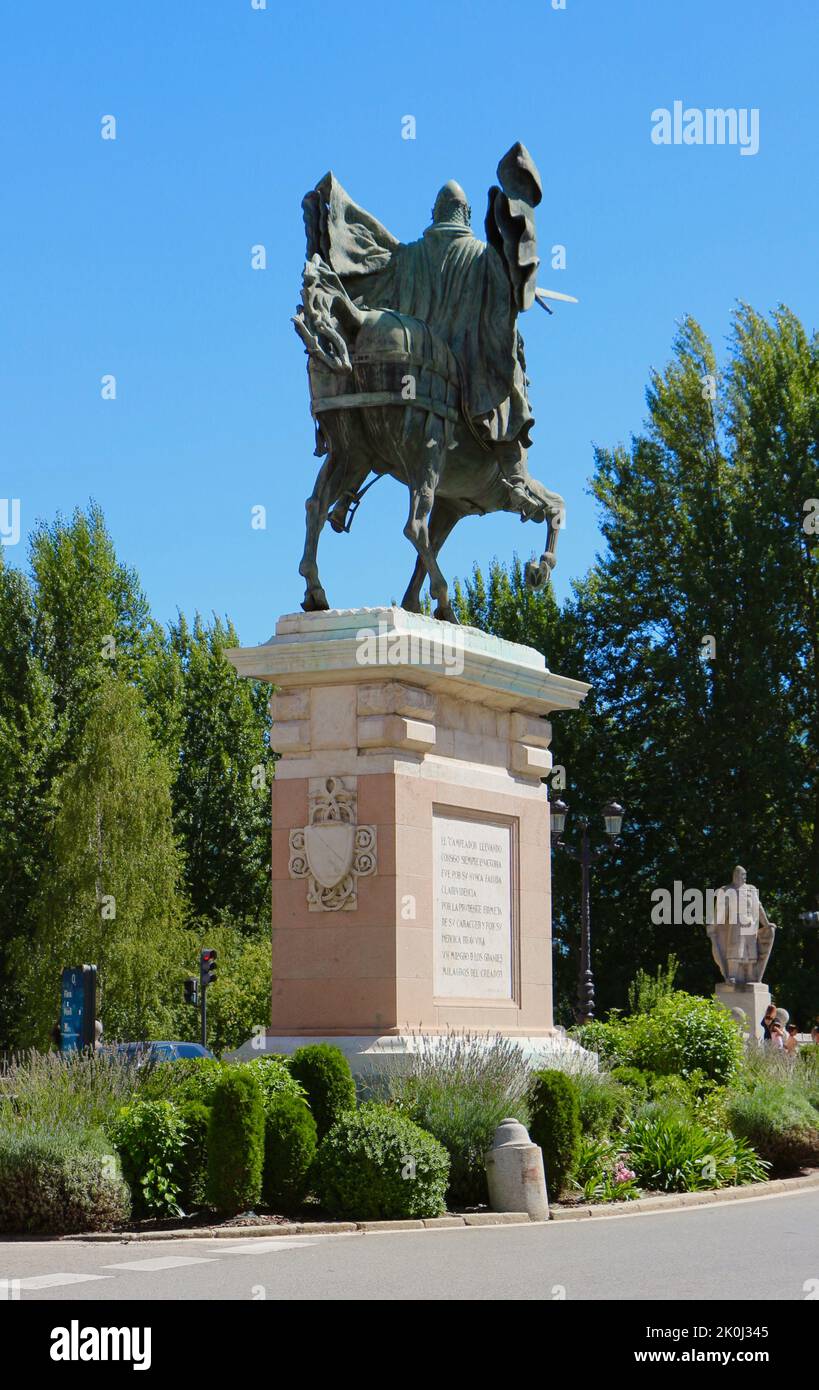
[219,1239,316,1254]
[15,1272,112,1290]
[104,1256,216,1272]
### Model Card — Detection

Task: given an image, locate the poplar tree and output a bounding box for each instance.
[18,675,185,1043]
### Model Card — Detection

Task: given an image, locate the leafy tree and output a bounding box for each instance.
[29,503,166,767]
[0,556,55,1047]
[0,506,275,1049]
[16,675,186,1044]
[459,307,819,1024]
[182,923,272,1054]
[164,613,273,930]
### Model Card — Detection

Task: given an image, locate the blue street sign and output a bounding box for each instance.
[60,965,96,1051]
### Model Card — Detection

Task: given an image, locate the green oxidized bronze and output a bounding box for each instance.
[294,142,569,622]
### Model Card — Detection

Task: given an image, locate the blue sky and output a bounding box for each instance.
[2,0,817,644]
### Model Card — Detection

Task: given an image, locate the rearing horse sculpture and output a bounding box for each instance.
[293,144,568,623]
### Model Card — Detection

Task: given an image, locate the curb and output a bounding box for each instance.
[548,1169,819,1221]
[62,1211,533,1242]
[56,1169,819,1241]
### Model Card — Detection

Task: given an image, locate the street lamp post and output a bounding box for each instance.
[550,798,624,1025]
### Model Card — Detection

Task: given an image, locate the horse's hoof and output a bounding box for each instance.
[302,587,330,613]
[524,560,547,590]
[434,604,459,624]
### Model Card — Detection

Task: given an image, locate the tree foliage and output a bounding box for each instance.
[458,306,819,1023]
[0,504,273,1050]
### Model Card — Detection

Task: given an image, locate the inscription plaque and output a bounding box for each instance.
[433,812,514,1000]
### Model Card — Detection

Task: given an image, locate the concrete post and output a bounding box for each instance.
[484,1118,549,1221]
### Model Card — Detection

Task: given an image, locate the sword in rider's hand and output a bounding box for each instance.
[534,287,579,315]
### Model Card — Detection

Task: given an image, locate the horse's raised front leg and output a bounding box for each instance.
[524,491,565,591]
[401,499,460,615]
[403,454,457,623]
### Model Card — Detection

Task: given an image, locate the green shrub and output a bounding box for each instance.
[138,1057,226,1107]
[627,955,679,1015]
[793,1051,819,1112]
[110,1100,188,1217]
[528,1069,581,1198]
[379,1033,532,1207]
[243,1057,306,1112]
[609,1066,650,1100]
[726,1086,819,1175]
[626,1114,768,1192]
[0,1127,130,1234]
[573,1071,629,1137]
[640,1069,729,1130]
[569,1020,627,1067]
[314,1104,449,1220]
[288,1044,356,1139]
[623,992,745,1084]
[177,1101,210,1210]
[572,1135,641,1203]
[206,1068,265,1214]
[572,1134,616,1188]
[261,1094,317,1213]
[647,1073,692,1111]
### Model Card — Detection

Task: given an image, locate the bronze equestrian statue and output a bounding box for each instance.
[293,142,569,623]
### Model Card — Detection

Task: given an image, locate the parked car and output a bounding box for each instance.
[104,1041,215,1065]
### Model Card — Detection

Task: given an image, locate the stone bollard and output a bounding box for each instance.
[484,1118,550,1221]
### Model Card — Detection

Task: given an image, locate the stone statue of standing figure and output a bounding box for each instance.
[706,864,777,985]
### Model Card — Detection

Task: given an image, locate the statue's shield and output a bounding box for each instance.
[304,823,355,889]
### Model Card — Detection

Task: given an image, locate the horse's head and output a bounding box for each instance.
[501,473,565,526]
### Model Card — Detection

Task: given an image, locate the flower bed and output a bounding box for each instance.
[5,994,819,1233]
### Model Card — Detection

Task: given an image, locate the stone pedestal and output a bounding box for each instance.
[226,607,589,1063]
[714,981,771,1042]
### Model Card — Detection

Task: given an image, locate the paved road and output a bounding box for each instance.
[2,1189,818,1301]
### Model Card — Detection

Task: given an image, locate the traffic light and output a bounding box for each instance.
[198,949,217,1050]
[200,948,217,990]
[184,976,199,1007]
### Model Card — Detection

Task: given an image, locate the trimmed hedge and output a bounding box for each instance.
[314,1104,449,1219]
[573,1071,628,1138]
[206,1069,265,1215]
[528,1069,581,1197]
[0,1131,130,1234]
[288,1044,356,1139]
[262,1094,317,1213]
[177,1101,211,1210]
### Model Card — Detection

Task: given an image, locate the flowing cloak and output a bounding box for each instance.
[302,162,541,448]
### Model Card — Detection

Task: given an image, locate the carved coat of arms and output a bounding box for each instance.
[288,776,376,911]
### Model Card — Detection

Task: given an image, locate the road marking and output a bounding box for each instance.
[104,1256,217,1272]
[16,1273,112,1290]
[219,1239,316,1254]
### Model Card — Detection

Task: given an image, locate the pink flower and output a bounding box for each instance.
[614,1161,636,1183]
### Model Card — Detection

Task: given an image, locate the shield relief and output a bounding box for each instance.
[304,822,356,890]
